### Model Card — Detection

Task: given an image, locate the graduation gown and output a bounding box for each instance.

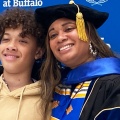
[80,74,120,120]
[51,57,120,120]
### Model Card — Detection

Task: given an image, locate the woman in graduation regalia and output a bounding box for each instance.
[35,0,120,119]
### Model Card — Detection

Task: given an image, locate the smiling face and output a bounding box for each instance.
[0,27,42,74]
[48,18,94,68]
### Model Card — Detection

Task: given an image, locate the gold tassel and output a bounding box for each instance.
[69,0,88,42]
[76,12,88,42]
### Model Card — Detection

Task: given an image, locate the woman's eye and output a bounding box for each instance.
[49,33,57,40]
[65,27,74,32]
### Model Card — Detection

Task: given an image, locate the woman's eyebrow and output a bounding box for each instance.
[62,22,75,26]
[48,28,54,34]
[48,22,75,34]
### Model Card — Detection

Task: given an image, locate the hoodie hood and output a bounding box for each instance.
[0,75,44,120]
[0,77,41,98]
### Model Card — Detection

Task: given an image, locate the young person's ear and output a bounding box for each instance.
[35,47,43,60]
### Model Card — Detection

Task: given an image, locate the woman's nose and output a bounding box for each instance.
[57,31,68,43]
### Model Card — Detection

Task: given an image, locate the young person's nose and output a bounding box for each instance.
[6,41,17,51]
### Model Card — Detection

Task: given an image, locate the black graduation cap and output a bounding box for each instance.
[35,0,109,41]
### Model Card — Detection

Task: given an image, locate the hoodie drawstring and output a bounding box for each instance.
[0,81,3,93]
[16,86,26,120]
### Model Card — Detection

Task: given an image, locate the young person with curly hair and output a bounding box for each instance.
[0,8,50,120]
[35,0,120,119]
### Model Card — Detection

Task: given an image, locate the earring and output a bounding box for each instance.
[89,42,97,57]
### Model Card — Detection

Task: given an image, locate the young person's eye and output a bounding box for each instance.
[0,38,9,43]
[19,39,28,43]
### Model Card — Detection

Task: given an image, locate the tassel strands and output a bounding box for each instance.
[76,12,88,42]
[69,0,88,42]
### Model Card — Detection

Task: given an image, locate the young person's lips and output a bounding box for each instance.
[3,53,19,61]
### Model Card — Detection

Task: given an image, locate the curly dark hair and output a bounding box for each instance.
[0,7,46,79]
[0,7,45,48]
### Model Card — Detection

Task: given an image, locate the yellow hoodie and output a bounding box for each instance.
[0,76,51,120]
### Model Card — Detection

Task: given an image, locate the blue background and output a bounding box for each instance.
[0,0,120,53]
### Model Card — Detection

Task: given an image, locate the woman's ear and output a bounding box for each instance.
[35,47,43,60]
